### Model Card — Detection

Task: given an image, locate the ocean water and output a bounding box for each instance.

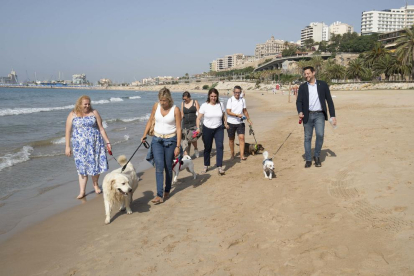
[0,87,212,200]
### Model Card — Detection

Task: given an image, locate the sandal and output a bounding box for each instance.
[163,192,170,201]
[241,157,247,161]
[151,196,163,204]
[201,166,208,174]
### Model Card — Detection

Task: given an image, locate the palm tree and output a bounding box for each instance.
[346,58,368,81]
[328,64,346,80]
[363,42,388,68]
[395,25,414,79]
[310,55,324,72]
[373,54,396,80]
[391,59,412,80]
[296,60,310,74]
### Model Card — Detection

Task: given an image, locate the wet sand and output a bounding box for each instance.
[1,89,414,275]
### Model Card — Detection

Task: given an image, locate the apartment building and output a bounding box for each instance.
[361,5,414,35]
[255,36,287,59]
[301,22,330,46]
[329,21,354,35]
[72,74,87,85]
[210,53,245,71]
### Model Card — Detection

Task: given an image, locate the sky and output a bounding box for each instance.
[0,0,408,83]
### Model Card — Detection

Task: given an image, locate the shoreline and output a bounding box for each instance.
[1,89,414,275]
[3,80,414,93]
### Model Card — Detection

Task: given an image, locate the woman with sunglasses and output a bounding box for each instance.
[196,88,229,175]
[181,91,200,158]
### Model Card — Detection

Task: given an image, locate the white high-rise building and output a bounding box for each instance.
[361,5,414,35]
[301,22,330,46]
[329,21,354,36]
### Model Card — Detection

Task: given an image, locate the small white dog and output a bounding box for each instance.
[102,155,139,224]
[262,151,275,180]
[172,155,196,183]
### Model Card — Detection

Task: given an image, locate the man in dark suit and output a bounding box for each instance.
[296,66,337,168]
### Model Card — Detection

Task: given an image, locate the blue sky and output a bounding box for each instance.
[0,0,407,83]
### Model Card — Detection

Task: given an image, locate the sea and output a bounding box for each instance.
[0,87,217,242]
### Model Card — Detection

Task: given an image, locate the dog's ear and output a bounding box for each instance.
[110,179,116,190]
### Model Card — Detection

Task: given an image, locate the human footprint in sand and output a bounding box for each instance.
[65,95,111,199]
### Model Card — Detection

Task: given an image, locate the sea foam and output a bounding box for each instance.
[0,146,34,171]
[0,98,116,117]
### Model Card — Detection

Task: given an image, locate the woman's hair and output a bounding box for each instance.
[207,88,220,103]
[73,95,92,116]
[158,87,173,108]
[182,91,191,99]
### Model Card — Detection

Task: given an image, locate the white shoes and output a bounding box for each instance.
[194,149,199,158]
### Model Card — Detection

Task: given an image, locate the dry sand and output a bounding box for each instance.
[1,89,414,275]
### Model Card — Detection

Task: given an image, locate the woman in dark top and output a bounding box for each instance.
[181,91,200,158]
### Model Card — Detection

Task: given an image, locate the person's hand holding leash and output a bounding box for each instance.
[140,136,147,143]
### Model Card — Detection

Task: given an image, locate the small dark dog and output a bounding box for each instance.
[237,143,264,156]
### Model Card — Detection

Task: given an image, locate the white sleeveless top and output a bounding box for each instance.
[154,104,176,135]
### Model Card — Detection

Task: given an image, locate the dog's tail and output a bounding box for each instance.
[117,155,128,166]
[263,151,269,160]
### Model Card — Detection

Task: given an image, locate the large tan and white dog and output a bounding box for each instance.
[102,155,139,224]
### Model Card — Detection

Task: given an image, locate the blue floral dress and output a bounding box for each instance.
[71,114,108,176]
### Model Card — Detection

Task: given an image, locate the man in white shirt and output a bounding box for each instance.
[226,85,252,160]
[296,66,336,168]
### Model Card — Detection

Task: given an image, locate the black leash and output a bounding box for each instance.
[273,126,297,157]
[248,125,258,144]
[121,138,150,173]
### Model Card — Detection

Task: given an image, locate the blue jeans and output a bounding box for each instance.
[303,112,325,161]
[202,125,224,167]
[151,135,177,197]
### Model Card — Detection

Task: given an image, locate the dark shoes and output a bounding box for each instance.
[314,157,321,167]
[305,161,312,168]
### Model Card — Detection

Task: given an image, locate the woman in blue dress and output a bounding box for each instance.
[65,95,111,199]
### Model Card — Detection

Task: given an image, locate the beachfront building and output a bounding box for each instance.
[255,36,287,59]
[155,76,175,84]
[142,77,156,85]
[72,74,87,85]
[301,22,330,46]
[361,5,414,35]
[98,78,112,86]
[210,53,246,71]
[131,81,141,86]
[378,29,406,51]
[329,21,354,36]
[0,69,18,84]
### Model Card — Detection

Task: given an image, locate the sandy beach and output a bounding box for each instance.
[1,89,414,275]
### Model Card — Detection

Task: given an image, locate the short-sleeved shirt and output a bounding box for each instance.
[199,102,225,129]
[226,96,246,125]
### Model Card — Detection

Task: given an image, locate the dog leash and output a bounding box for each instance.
[107,147,119,164]
[249,125,258,144]
[272,125,297,157]
[121,139,150,173]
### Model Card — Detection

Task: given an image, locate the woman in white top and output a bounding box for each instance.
[141,88,181,204]
[196,88,229,175]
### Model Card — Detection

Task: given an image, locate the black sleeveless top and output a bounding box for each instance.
[182,100,197,129]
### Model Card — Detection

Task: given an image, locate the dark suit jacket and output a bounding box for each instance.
[296,80,336,124]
